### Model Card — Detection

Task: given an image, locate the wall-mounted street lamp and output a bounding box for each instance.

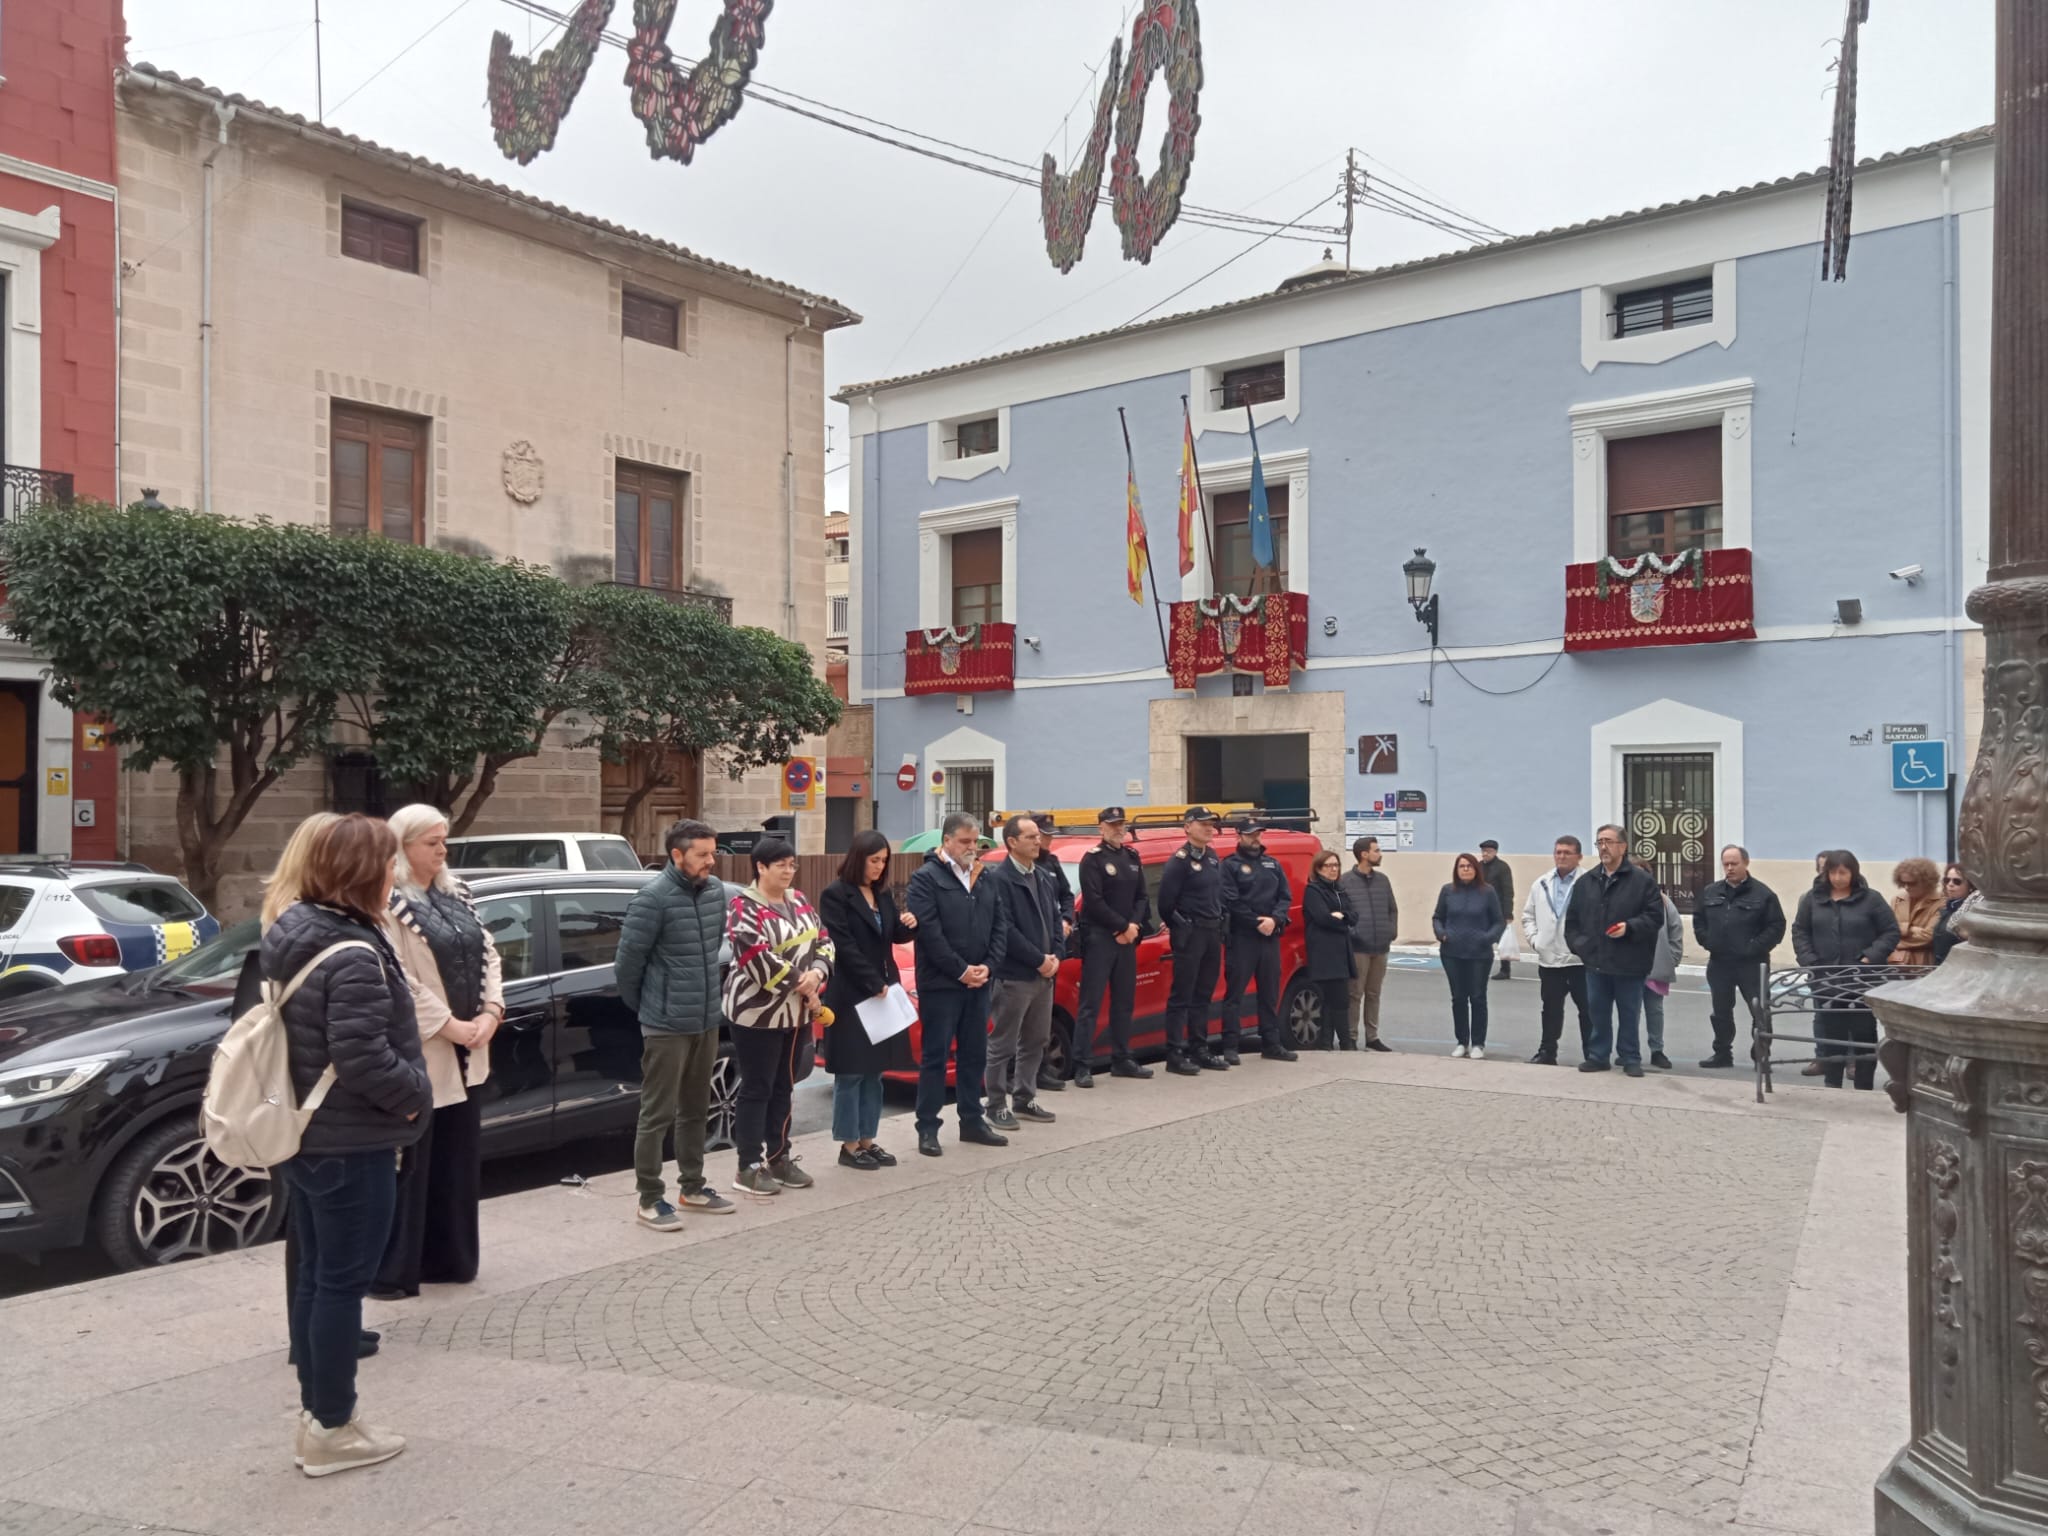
[1403,547,1440,648]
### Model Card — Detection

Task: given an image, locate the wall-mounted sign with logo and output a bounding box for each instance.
[929,767,947,795]
[81,723,107,752]
[45,767,69,797]
[1395,789,1428,813]
[1357,734,1399,774]
[1883,723,1929,744]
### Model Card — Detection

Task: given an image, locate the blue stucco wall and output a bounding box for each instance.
[856,218,1962,862]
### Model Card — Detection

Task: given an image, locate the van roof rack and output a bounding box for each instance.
[0,856,158,877]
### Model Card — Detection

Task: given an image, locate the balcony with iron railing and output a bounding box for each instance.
[597,579,733,622]
[1,465,76,521]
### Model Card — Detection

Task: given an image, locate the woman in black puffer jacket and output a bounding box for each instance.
[1791,849,1900,1092]
[265,813,431,1478]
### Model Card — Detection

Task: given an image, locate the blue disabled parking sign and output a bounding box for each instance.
[1891,739,1947,791]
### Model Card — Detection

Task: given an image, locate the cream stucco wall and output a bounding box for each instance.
[114,86,849,903]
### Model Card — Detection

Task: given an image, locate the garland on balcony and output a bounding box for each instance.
[918,625,981,647]
[1194,593,1265,620]
[1594,548,1706,601]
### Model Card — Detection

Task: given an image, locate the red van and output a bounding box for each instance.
[872,825,1326,1084]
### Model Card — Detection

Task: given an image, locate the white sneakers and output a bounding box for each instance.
[1471,1046,1487,1060]
[1450,1044,1468,1058]
[298,1414,407,1477]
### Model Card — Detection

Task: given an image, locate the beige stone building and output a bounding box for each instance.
[112,66,856,910]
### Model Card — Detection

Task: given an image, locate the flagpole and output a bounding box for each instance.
[1179,395,1222,597]
[1119,407,1171,671]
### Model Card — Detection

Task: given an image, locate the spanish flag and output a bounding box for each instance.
[1176,413,1198,577]
[1125,453,1151,605]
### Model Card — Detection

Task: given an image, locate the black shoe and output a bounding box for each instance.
[1036,1068,1065,1093]
[1528,1052,1557,1065]
[864,1144,898,1166]
[1650,1051,1673,1070]
[1014,1098,1057,1123]
[1698,1055,1736,1069]
[1623,1062,1645,1078]
[367,1284,412,1302]
[1166,1053,1201,1077]
[1112,1059,1153,1079]
[1071,1065,1095,1088]
[1194,1049,1228,1071]
[359,1329,380,1358]
[1260,1044,1299,1062]
[1495,962,1512,981]
[1365,1039,1393,1053]
[917,1130,942,1157]
[1221,1049,1242,1067]
[838,1145,881,1171]
[1578,1060,1612,1073]
[959,1120,1010,1147]
[1337,1037,1357,1051]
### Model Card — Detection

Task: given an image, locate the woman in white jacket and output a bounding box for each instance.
[1519,836,1590,1066]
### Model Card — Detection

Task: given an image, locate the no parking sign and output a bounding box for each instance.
[780,757,816,811]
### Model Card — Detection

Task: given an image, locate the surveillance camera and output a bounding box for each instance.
[1889,564,1924,584]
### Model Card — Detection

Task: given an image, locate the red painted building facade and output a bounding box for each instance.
[0,0,125,857]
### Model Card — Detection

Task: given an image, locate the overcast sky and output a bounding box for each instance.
[130,0,1995,508]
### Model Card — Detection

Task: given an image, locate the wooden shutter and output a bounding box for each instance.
[330,405,425,541]
[622,289,680,348]
[1607,427,1721,514]
[951,528,1002,589]
[614,462,685,587]
[340,202,419,273]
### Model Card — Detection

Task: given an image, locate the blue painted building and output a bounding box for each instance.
[840,131,1992,910]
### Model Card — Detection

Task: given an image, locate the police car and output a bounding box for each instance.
[0,860,219,1001]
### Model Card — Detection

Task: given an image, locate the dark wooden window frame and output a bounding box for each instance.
[614,461,689,590]
[1612,276,1714,338]
[953,416,1000,459]
[339,200,421,274]
[1605,426,1724,561]
[1210,482,1291,591]
[622,287,681,349]
[1219,359,1288,410]
[949,525,1004,628]
[330,403,428,544]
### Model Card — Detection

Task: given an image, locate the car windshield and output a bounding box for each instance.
[578,838,643,872]
[153,917,258,989]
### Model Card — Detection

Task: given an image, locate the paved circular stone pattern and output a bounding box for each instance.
[389,1082,1824,1521]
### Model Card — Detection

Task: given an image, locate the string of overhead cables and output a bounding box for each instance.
[489,0,1498,251]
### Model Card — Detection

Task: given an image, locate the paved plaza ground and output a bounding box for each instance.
[0,1048,1905,1536]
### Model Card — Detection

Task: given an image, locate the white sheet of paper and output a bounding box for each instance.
[856,983,918,1044]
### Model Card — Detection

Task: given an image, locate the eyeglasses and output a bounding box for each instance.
[1944,877,1967,887]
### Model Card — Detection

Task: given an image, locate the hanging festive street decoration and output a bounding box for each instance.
[1038,0,1204,272]
[487,0,614,165]
[1821,0,1870,281]
[483,0,772,169]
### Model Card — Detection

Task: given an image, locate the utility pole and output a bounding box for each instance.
[1871,5,2048,1534]
[314,0,325,122]
[1343,147,1356,272]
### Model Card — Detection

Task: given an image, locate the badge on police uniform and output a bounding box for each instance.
[1105,862,1117,876]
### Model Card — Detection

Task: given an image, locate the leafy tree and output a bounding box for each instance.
[0,502,377,906]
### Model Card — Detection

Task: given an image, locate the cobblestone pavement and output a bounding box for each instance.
[384,1081,1824,1523]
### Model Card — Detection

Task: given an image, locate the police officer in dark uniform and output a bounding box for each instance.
[1156,806,1229,1076]
[1222,819,1298,1063]
[1074,807,1153,1086]
[1031,814,1079,1095]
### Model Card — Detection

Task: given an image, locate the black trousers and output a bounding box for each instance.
[373,1090,482,1296]
[1536,965,1590,1060]
[1817,1006,1878,1090]
[1707,958,1765,1058]
[732,1025,801,1169]
[1165,922,1224,1052]
[1074,927,1137,1068]
[1315,979,1349,1050]
[1222,932,1281,1049]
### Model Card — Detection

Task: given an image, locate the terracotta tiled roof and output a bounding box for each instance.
[121,64,859,328]
[835,126,1991,400]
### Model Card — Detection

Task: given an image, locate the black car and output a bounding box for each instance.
[0,869,764,1271]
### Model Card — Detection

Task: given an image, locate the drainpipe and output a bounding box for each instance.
[783,303,813,641]
[1938,149,1958,863]
[200,102,236,512]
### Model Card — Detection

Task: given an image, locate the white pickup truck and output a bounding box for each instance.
[444,831,646,873]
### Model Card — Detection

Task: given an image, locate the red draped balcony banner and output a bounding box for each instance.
[1167,591,1308,691]
[1563,547,1756,653]
[903,622,1016,695]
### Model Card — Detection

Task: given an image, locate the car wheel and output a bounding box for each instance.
[1045,1011,1073,1076]
[706,1048,738,1152]
[1282,975,1322,1049]
[93,1115,285,1271]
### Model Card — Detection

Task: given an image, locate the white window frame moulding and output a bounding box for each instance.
[923,723,1006,833]
[1580,260,1736,371]
[1189,347,1301,439]
[1569,378,1753,563]
[1179,447,1309,601]
[918,495,1018,629]
[927,405,1010,484]
[0,203,60,472]
[1590,697,1745,855]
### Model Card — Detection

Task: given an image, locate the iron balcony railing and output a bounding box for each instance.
[598,579,733,622]
[1,464,75,521]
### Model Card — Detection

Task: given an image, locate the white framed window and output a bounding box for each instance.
[1189,347,1301,439]
[1569,379,1752,562]
[1178,449,1309,600]
[828,594,849,638]
[917,496,1017,629]
[926,406,1010,484]
[0,204,61,470]
[1580,260,1736,371]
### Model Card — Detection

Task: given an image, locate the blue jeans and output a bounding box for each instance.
[915,984,991,1134]
[833,1071,884,1141]
[282,1148,399,1428]
[1443,956,1490,1046]
[1585,970,1646,1067]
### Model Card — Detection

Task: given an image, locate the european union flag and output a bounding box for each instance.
[1245,405,1275,570]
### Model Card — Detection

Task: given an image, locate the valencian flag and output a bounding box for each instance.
[1125,451,1151,604]
[1176,412,1199,577]
[1245,404,1276,570]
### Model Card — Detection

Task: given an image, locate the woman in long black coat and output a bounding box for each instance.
[1302,850,1359,1051]
[817,831,918,1170]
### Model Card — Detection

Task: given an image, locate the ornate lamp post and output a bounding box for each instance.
[1871,5,2048,1533]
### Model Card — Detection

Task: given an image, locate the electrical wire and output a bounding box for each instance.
[327,0,475,119]
[1431,644,1565,696]
[1355,150,1510,239]
[1119,191,1341,328]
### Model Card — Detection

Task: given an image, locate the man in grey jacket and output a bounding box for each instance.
[1641,892,1684,1071]
[1338,836,1397,1051]
[614,818,735,1227]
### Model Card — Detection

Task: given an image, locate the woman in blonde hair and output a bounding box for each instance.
[370,804,502,1297]
[1889,857,1943,968]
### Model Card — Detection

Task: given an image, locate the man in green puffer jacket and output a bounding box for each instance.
[615,818,735,1225]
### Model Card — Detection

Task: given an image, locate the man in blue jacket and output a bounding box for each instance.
[1563,823,1666,1078]
[1221,820,1297,1063]
[905,812,1012,1158]
[985,815,1063,1131]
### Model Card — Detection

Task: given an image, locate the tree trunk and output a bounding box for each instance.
[174,770,224,910]
[615,746,670,837]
